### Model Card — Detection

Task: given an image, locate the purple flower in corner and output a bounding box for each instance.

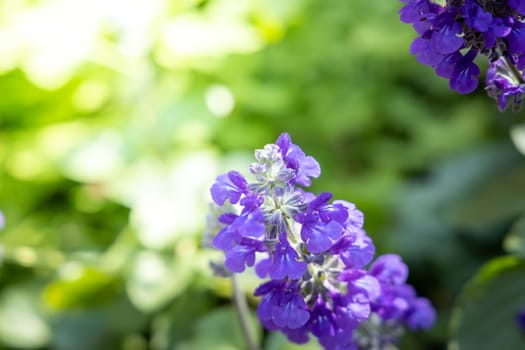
[398,0,525,111]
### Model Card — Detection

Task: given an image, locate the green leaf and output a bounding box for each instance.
[53,310,119,350]
[450,164,525,235]
[175,306,261,350]
[43,264,120,309]
[503,214,525,257]
[150,290,215,349]
[52,297,147,350]
[449,256,525,350]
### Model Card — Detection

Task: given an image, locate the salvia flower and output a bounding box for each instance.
[398,0,525,111]
[207,133,435,349]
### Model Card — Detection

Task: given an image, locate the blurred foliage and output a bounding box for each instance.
[0,0,524,349]
[449,256,525,350]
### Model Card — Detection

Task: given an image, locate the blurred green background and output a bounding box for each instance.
[1,0,525,349]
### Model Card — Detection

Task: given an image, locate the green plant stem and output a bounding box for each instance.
[232,274,260,350]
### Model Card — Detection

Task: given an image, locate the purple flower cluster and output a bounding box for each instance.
[208,133,435,349]
[399,0,525,111]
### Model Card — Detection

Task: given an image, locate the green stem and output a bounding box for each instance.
[231,274,260,350]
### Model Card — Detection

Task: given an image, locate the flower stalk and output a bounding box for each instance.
[232,274,260,350]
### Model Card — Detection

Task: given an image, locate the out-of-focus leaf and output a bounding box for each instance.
[43,263,120,309]
[175,306,261,350]
[106,298,148,335]
[392,143,519,257]
[450,164,525,234]
[150,290,215,350]
[388,144,520,290]
[503,214,525,257]
[0,285,51,349]
[126,251,192,312]
[52,298,147,350]
[52,310,118,350]
[449,256,525,350]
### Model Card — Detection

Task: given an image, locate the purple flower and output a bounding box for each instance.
[283,326,310,344]
[212,222,239,251]
[462,2,492,32]
[331,230,375,269]
[255,281,310,330]
[449,50,480,94]
[518,55,525,70]
[210,171,247,205]
[224,243,259,273]
[398,0,525,110]
[507,21,525,54]
[332,293,372,329]
[235,209,265,239]
[430,17,464,55]
[268,241,307,280]
[410,36,445,67]
[295,192,348,254]
[309,302,336,338]
[509,0,525,15]
[373,284,414,321]
[255,280,286,329]
[483,17,513,48]
[369,254,436,330]
[207,133,435,349]
[276,133,321,187]
[340,269,380,301]
[436,52,462,79]
[212,207,265,251]
[399,0,434,24]
[369,254,409,286]
[486,56,525,111]
[299,218,342,254]
[272,291,311,329]
[406,297,437,330]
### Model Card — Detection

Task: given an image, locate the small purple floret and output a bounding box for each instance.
[276,133,321,187]
[269,242,307,280]
[210,171,248,205]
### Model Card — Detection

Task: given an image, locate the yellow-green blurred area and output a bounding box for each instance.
[1,0,525,349]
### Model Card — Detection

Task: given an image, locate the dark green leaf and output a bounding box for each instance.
[449,256,525,350]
